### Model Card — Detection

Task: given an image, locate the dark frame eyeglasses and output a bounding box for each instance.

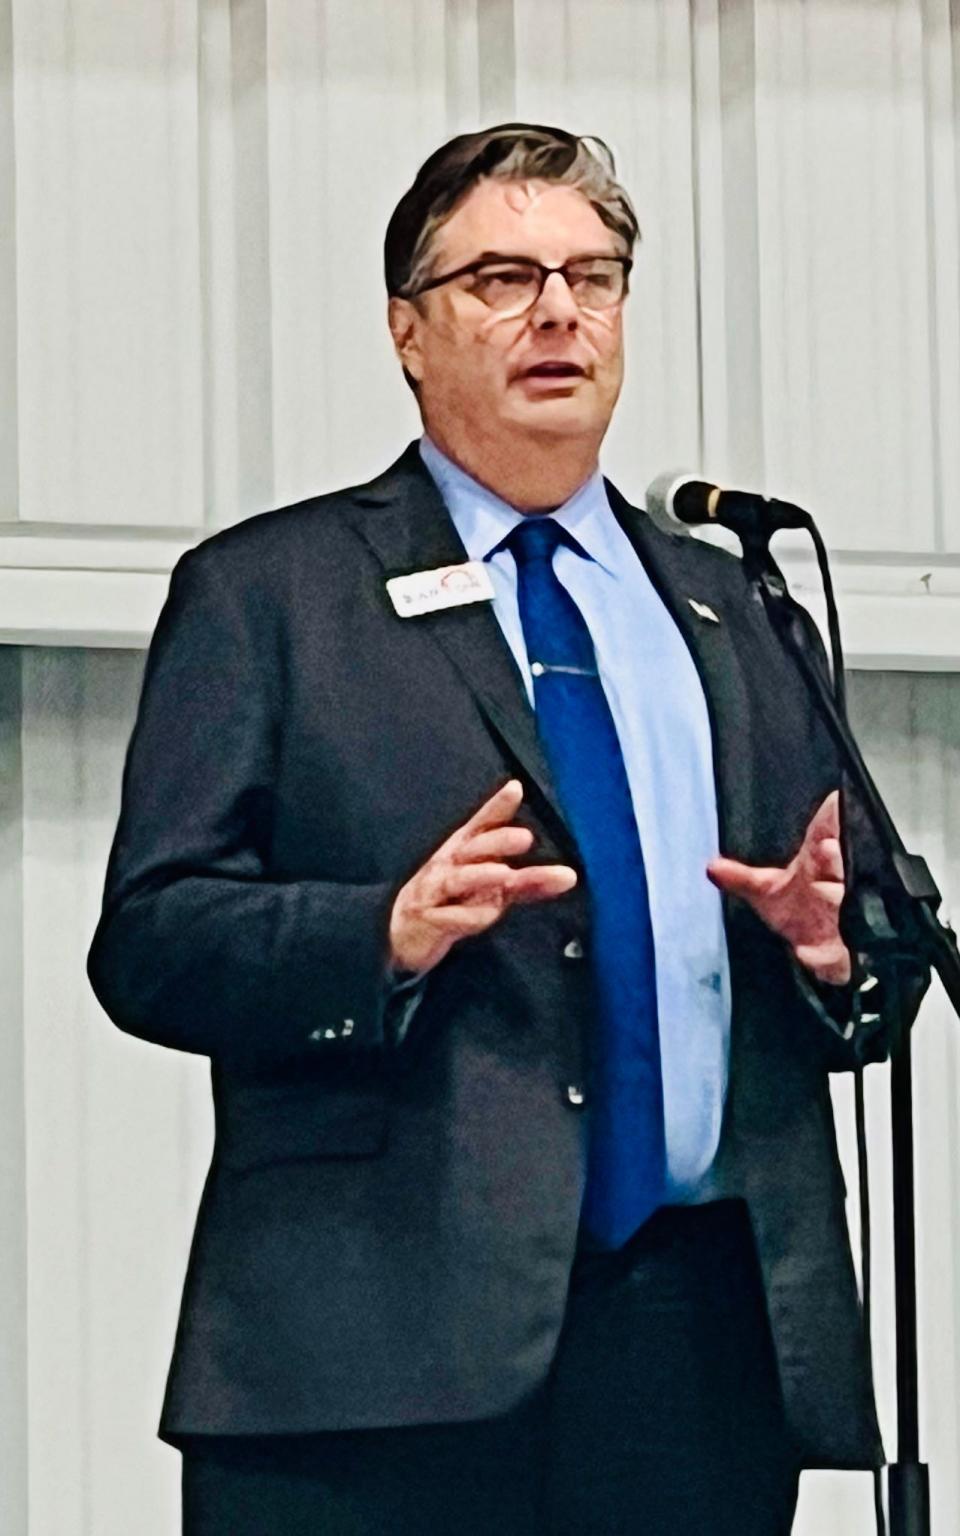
[402,253,633,313]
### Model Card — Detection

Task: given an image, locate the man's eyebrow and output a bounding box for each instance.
[467,249,622,265]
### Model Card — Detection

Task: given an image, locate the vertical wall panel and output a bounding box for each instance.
[21,649,212,1536]
[922,0,960,549]
[0,0,17,521]
[477,0,516,119]
[0,648,27,1536]
[11,1,203,527]
[751,0,938,550]
[198,0,242,530]
[444,0,482,134]
[264,1,446,510]
[224,0,275,522]
[716,0,766,487]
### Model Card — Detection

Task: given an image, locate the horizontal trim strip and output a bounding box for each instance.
[0,560,957,669]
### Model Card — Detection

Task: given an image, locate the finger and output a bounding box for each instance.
[455,825,534,863]
[705,858,785,901]
[432,861,520,904]
[811,879,844,909]
[458,779,524,837]
[804,790,840,844]
[812,836,844,881]
[426,904,506,935]
[504,865,579,904]
[438,780,524,861]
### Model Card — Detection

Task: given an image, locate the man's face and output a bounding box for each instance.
[389,179,628,452]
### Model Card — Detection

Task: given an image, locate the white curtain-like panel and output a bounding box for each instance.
[3,0,958,552]
[17,648,213,1536]
[11,2,203,528]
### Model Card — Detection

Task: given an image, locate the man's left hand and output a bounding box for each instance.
[706,791,852,986]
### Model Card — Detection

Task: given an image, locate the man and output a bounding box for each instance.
[87,124,903,1535]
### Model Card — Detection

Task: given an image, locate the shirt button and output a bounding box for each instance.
[564,1084,586,1108]
[562,938,584,961]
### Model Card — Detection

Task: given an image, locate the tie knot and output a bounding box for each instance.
[503,515,573,568]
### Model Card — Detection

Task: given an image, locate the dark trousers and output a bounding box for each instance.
[181,1200,800,1535]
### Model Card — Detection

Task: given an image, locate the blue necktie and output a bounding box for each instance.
[504,516,666,1249]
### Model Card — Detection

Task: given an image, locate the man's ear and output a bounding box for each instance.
[387,296,424,385]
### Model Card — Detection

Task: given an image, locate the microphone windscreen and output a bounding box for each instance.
[644,471,711,527]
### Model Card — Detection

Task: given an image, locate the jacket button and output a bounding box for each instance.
[562,938,584,961]
[564,1084,586,1108]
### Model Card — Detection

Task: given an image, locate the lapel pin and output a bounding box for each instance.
[386,560,496,618]
[688,598,720,624]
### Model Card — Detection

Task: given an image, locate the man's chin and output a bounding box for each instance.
[507,399,600,435]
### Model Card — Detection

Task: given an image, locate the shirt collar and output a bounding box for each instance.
[418,433,619,577]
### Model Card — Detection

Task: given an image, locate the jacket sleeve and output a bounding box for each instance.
[86,543,405,1072]
[791,955,929,1072]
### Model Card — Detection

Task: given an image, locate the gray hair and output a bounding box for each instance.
[403,136,639,301]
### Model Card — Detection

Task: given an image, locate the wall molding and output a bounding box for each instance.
[1,534,958,667]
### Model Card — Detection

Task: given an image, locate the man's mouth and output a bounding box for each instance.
[521,363,586,379]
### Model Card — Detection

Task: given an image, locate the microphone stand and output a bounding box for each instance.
[729,507,960,1536]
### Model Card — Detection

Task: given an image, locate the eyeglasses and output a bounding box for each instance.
[403,254,633,315]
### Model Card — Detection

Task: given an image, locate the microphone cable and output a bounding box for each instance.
[808,521,887,1536]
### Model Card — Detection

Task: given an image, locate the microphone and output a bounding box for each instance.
[645,471,812,541]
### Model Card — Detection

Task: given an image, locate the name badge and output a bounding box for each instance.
[386,560,495,618]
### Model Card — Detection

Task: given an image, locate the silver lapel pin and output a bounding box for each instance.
[688,598,720,624]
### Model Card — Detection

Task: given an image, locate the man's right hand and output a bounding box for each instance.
[387,779,578,977]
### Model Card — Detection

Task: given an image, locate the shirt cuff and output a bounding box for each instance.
[388,967,428,992]
[384,966,430,1046]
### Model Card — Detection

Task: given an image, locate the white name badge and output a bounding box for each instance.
[386,560,495,618]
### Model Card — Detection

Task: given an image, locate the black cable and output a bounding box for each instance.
[808,527,887,1536]
[807,520,846,717]
[856,1062,888,1536]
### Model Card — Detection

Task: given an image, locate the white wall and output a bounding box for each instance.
[2,1,959,1532]
[1,0,959,661]
[1,656,956,1535]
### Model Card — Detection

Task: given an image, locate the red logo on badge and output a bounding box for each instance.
[440,568,480,592]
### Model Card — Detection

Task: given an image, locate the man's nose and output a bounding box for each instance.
[531,270,580,327]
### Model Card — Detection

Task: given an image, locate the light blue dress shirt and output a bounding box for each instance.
[418,434,732,1201]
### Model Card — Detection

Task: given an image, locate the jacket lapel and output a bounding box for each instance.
[604,479,758,861]
[346,442,574,851]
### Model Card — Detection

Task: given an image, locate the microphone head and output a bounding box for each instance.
[646,470,812,542]
[644,470,712,530]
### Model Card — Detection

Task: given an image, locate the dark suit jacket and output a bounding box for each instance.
[87,438,893,1468]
